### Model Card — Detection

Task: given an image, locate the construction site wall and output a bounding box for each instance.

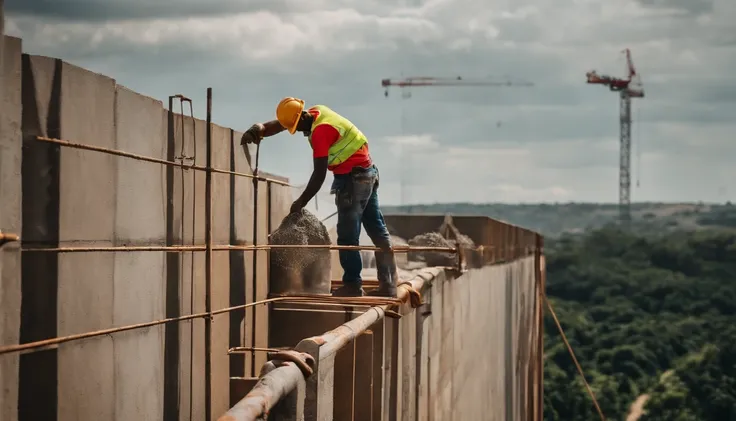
[227,215,543,421]
[400,259,540,420]
[0,35,292,421]
[380,215,542,420]
[1,18,544,421]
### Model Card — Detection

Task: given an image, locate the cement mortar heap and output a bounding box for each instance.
[269,209,332,294]
[407,232,456,267]
[405,216,477,267]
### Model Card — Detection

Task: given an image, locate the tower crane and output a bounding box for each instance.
[380,75,534,207]
[586,48,644,225]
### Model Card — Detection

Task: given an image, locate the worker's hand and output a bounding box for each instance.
[290,199,306,214]
[241,124,264,145]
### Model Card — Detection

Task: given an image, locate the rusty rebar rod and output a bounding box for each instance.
[269,295,400,307]
[0,294,401,357]
[21,243,541,257]
[21,244,465,253]
[227,346,290,354]
[35,136,292,187]
[229,244,460,253]
[250,141,261,376]
[204,87,214,421]
[0,232,20,247]
[0,296,295,356]
[22,245,207,252]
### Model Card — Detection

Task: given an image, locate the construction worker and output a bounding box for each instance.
[240,97,399,298]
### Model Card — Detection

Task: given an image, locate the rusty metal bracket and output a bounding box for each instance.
[267,350,316,378]
[0,231,20,248]
[171,94,197,166]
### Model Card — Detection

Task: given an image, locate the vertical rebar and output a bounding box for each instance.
[204,87,213,421]
[164,95,181,421]
[250,145,260,376]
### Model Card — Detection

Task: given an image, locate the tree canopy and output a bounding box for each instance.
[543,227,736,421]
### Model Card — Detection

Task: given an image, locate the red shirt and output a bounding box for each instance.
[308,107,372,175]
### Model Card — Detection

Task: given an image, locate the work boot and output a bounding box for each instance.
[332,284,365,297]
[367,267,399,298]
[367,284,397,298]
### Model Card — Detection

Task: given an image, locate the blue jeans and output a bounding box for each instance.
[331,165,397,287]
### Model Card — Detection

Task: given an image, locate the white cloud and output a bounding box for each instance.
[5,0,736,205]
[382,134,439,148]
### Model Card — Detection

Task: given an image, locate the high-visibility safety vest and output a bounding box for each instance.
[308,105,368,166]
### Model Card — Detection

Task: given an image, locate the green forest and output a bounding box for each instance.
[543,227,736,420]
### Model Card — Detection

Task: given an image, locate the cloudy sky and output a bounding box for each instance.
[5,0,736,207]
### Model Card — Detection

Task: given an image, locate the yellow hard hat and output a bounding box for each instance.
[276,97,305,135]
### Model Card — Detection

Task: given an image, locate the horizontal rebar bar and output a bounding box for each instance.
[36,136,292,187]
[21,243,473,253]
[227,346,290,354]
[0,297,283,356]
[0,232,20,247]
[0,294,400,357]
[21,245,207,253]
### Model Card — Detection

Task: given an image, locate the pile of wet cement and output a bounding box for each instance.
[269,209,332,294]
[407,232,455,267]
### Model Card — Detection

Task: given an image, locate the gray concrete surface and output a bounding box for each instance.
[55,59,117,421]
[113,86,167,421]
[399,257,539,421]
[7,50,291,421]
[256,258,542,421]
[0,34,22,421]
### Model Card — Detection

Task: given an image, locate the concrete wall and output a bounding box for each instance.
[2,51,291,421]
[256,253,543,421]
[397,258,541,421]
[0,33,22,421]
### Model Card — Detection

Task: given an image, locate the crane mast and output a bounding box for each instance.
[586,49,644,225]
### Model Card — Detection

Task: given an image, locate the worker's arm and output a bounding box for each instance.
[289,124,337,213]
[291,157,328,213]
[241,120,285,145]
[260,120,286,137]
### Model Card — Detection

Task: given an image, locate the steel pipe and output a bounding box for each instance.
[217,363,303,421]
[317,307,386,358]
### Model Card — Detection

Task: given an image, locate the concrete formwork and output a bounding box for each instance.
[0,34,22,421]
[7,52,290,421]
[246,253,542,421]
[399,259,539,421]
[112,86,167,421]
[384,213,538,265]
[56,60,118,421]
[228,130,255,382]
